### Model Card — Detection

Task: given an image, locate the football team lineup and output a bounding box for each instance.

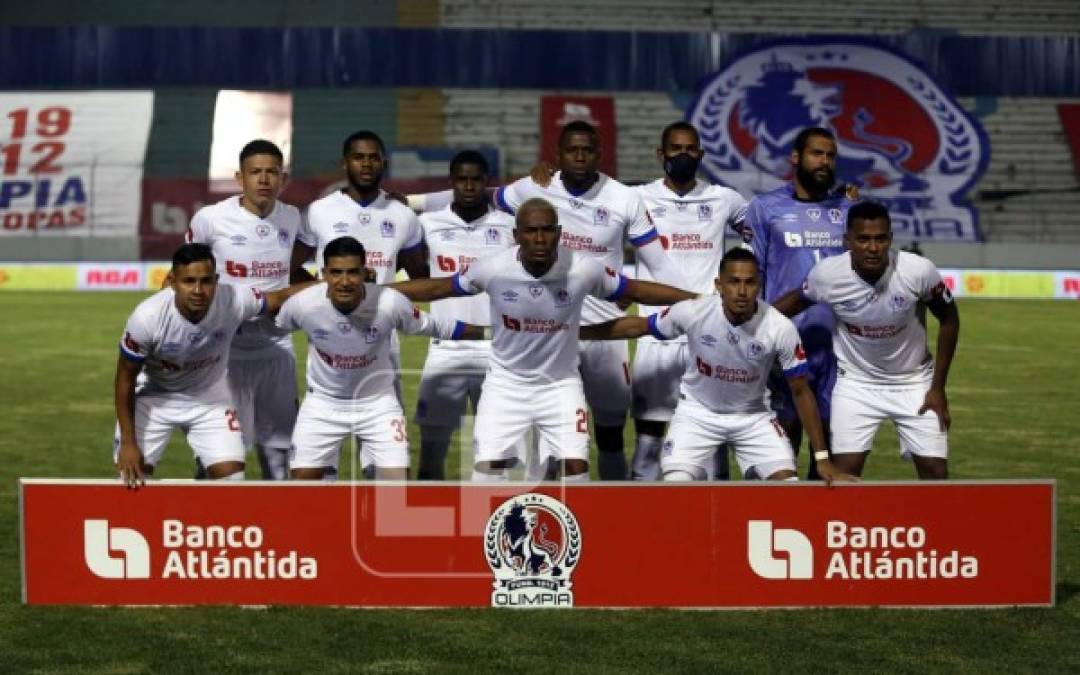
[113,121,960,488]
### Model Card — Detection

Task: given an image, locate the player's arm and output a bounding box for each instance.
[919,292,960,431]
[787,373,856,487]
[397,244,430,279]
[579,317,649,340]
[260,279,319,316]
[622,278,696,307]
[113,354,145,488]
[289,241,316,283]
[389,276,463,302]
[772,287,814,317]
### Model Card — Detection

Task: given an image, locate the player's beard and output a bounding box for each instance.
[347,168,383,194]
[796,163,834,197]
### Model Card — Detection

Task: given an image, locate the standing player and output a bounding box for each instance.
[492,121,685,480]
[186,139,306,479]
[773,202,959,479]
[414,150,515,479]
[581,248,852,484]
[392,199,696,481]
[630,121,748,480]
[742,126,855,479]
[295,131,429,474]
[278,237,483,480]
[114,244,312,487]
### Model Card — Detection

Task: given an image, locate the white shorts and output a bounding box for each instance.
[661,396,795,480]
[474,377,590,465]
[830,378,949,459]
[414,344,489,428]
[631,340,688,422]
[112,393,245,469]
[227,353,298,448]
[579,338,631,426]
[290,391,409,470]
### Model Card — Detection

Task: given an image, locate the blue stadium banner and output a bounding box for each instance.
[689,38,990,242]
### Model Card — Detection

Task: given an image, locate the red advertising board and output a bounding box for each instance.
[21,480,1054,608]
[539,96,617,178]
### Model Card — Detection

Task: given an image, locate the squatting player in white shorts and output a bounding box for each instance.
[113,243,312,487]
[392,198,696,481]
[582,247,853,483]
[774,201,960,479]
[277,236,484,481]
[186,139,306,479]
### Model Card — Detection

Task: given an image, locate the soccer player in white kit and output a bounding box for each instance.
[630,121,749,481]
[492,121,685,480]
[185,139,307,479]
[277,237,483,480]
[773,202,960,479]
[582,248,853,484]
[114,244,313,488]
[414,150,515,479]
[392,198,696,481]
[293,130,429,475]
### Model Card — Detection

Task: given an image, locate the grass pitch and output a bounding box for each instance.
[0,292,1078,673]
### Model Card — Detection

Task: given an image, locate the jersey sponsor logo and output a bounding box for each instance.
[485,493,580,608]
[485,227,502,245]
[783,232,804,247]
[502,314,522,331]
[747,521,813,580]
[255,223,271,238]
[380,220,395,238]
[333,221,349,233]
[689,39,989,242]
[604,266,618,278]
[697,204,712,222]
[437,255,456,272]
[553,288,571,308]
[695,356,759,383]
[84,520,151,579]
[593,206,609,226]
[659,235,670,250]
[225,260,248,277]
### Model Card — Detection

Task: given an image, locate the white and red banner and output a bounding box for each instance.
[0,92,153,237]
[21,480,1054,608]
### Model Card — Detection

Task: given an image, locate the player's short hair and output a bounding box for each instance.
[558,120,599,147]
[660,121,700,148]
[172,243,215,271]
[846,201,892,231]
[239,139,283,166]
[342,130,387,158]
[516,198,558,228]
[718,246,759,274]
[323,236,367,263]
[449,149,489,176]
[792,127,836,153]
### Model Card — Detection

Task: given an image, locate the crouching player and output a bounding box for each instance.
[773,202,959,479]
[581,248,854,484]
[114,244,312,487]
[277,236,484,480]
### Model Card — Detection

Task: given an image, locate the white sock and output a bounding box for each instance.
[663,469,698,482]
[219,470,245,481]
[597,451,628,480]
[257,446,290,481]
[471,468,509,482]
[631,434,663,481]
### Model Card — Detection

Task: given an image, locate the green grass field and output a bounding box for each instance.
[1,292,1078,673]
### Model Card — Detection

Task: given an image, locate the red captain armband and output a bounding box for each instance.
[794,343,806,360]
[931,280,954,303]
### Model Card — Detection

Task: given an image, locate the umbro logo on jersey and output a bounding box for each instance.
[230,235,247,245]
[440,230,456,241]
[781,213,799,223]
[501,290,519,303]
[333,221,349,233]
[311,329,330,340]
[651,206,667,218]
[161,341,181,353]
[700,334,719,348]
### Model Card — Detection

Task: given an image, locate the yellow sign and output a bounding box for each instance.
[0,266,77,290]
[145,264,171,290]
[961,272,1055,298]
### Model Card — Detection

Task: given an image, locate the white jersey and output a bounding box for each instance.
[276,283,458,400]
[453,246,627,385]
[119,284,266,400]
[299,189,423,282]
[420,204,514,352]
[634,179,748,342]
[649,297,807,414]
[802,250,952,385]
[186,195,302,359]
[496,172,657,323]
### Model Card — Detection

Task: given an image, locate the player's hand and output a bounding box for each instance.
[116,441,146,489]
[615,296,633,310]
[529,160,557,187]
[843,183,860,201]
[815,459,859,487]
[918,387,951,431]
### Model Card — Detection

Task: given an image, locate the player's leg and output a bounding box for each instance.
[534,379,591,481]
[245,354,298,480]
[579,339,631,480]
[354,393,410,480]
[112,396,174,479]
[828,378,884,478]
[892,385,950,480]
[659,398,722,481]
[184,400,247,480]
[472,379,532,481]
[630,340,682,481]
[415,346,472,480]
[729,413,798,481]
[289,395,348,480]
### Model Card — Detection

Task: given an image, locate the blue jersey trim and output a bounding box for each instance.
[451,273,472,296]
[783,362,810,379]
[451,320,466,340]
[495,187,514,214]
[119,344,145,363]
[629,228,659,247]
[647,313,669,340]
[605,274,629,301]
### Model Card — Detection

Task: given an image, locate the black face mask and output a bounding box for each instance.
[664,153,701,184]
